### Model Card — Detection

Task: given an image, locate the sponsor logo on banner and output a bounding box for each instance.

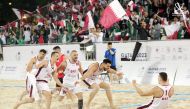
[5,66,17,72]
[0,62,26,80]
[121,52,147,61]
[146,67,167,74]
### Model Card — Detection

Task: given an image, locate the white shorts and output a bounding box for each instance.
[59,82,82,96]
[26,73,40,101]
[84,78,102,87]
[36,81,50,93]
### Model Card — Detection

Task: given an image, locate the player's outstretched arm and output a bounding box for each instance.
[132,80,154,96]
[107,68,123,79]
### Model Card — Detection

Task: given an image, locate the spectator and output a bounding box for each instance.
[1,0,190,43]
[57,28,63,43]
[62,29,69,43]
[104,42,116,70]
[23,25,31,44]
[0,31,6,45]
[31,31,39,44]
[7,33,17,45]
[104,42,117,83]
[133,20,151,40]
[43,25,50,43]
[38,31,44,44]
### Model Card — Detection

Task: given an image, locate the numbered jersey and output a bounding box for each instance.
[147,85,172,109]
[63,60,80,86]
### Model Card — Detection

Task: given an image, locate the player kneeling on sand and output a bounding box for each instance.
[132,72,174,109]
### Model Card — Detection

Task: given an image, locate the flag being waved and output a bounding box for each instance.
[83,11,95,30]
[99,0,126,29]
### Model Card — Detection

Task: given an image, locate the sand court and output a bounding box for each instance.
[0,80,190,109]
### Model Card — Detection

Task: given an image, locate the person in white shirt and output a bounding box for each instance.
[90,27,103,42]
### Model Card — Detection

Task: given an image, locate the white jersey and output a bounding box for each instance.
[63,59,80,87]
[83,62,103,86]
[36,60,55,82]
[145,85,172,109]
[88,63,101,80]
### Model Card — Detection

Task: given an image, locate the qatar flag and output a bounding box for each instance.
[12,8,32,19]
[99,0,126,29]
[83,11,95,30]
[12,8,22,19]
[163,23,180,39]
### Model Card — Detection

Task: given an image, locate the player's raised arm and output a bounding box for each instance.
[26,58,36,72]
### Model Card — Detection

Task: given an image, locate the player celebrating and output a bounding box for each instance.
[80,59,123,109]
[14,51,59,109]
[14,49,47,109]
[132,72,174,109]
[53,46,66,92]
[53,50,84,109]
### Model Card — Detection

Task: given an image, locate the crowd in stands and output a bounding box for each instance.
[0,0,190,45]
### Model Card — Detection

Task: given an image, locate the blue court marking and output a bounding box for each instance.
[175,93,190,96]
[1,85,190,96]
[171,98,190,101]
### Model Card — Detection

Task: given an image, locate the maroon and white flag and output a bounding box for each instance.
[99,0,126,29]
[83,11,95,30]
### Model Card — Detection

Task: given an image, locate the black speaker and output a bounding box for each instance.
[131,42,142,61]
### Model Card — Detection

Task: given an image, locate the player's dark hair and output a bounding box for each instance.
[108,42,112,45]
[39,49,47,54]
[103,59,111,64]
[159,72,168,81]
[53,46,61,50]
